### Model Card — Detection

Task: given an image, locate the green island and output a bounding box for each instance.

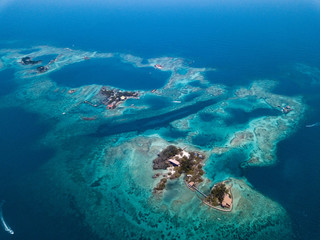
[204,181,233,211]
[152,145,233,211]
[152,145,205,192]
[20,56,42,65]
[68,86,140,110]
[98,87,139,109]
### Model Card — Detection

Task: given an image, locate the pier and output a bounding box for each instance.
[187,183,208,198]
[186,181,233,212]
[83,100,99,107]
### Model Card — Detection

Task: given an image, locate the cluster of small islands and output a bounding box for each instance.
[16,51,301,214]
[21,56,49,73]
[152,145,233,211]
[0,45,308,238]
[21,55,140,111]
[20,53,233,212]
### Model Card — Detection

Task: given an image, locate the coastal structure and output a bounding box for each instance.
[168,159,180,166]
[98,87,139,109]
[154,64,163,70]
[222,194,232,208]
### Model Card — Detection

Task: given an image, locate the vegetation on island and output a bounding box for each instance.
[205,182,231,208]
[153,145,205,193]
[99,87,139,109]
[37,66,48,73]
[21,56,42,65]
[153,145,182,170]
[154,178,167,191]
[20,56,48,73]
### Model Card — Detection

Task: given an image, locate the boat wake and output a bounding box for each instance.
[306,122,320,128]
[0,201,14,235]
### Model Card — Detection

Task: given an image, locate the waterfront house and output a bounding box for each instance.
[221,193,232,208]
[169,159,180,166]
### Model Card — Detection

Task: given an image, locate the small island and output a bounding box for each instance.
[21,56,42,65]
[37,66,48,73]
[152,145,233,212]
[98,87,139,109]
[80,86,140,110]
[152,145,206,192]
[204,181,233,211]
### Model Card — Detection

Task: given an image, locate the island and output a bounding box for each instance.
[204,180,233,211]
[36,66,48,73]
[98,87,139,109]
[152,145,234,212]
[76,86,140,110]
[21,56,42,65]
[152,145,205,192]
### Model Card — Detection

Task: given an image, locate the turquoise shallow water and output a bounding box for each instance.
[0,1,320,240]
[0,51,315,240]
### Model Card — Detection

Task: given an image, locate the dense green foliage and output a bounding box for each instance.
[99,87,139,105]
[155,178,167,191]
[161,145,181,159]
[210,183,227,203]
[153,145,182,170]
[179,156,193,173]
[153,146,206,192]
[21,56,42,65]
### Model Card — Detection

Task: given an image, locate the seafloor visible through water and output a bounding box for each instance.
[0,2,320,240]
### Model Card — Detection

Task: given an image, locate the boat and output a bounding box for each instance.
[68,89,76,94]
[154,64,163,70]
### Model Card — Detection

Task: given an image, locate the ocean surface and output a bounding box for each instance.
[50,58,171,90]
[0,1,320,239]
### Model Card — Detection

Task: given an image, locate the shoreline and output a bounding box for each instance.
[184,179,234,212]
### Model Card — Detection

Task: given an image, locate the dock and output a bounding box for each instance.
[187,183,208,198]
[83,100,99,107]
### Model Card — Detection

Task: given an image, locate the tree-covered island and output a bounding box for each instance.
[204,181,233,211]
[152,145,233,211]
[152,145,206,192]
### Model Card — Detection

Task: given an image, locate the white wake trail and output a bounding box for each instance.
[0,201,14,235]
[306,122,320,128]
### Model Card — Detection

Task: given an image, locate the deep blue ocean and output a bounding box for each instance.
[0,1,320,239]
[50,58,171,90]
